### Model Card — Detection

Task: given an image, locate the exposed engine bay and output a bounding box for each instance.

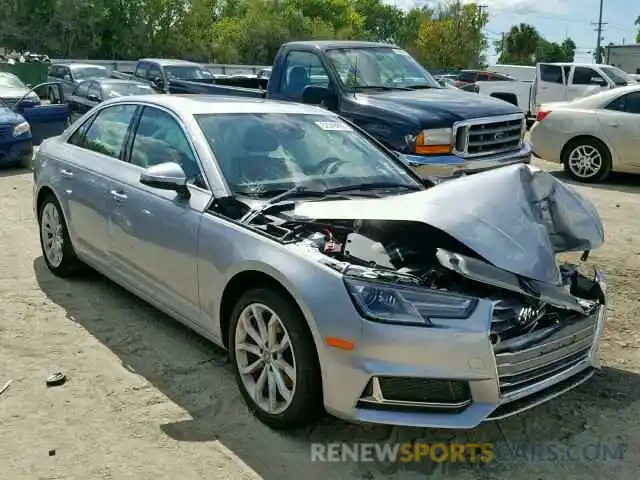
[213,164,606,350]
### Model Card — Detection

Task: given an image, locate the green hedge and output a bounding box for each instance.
[0,63,48,86]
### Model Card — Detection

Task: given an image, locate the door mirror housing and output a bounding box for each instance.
[87,93,101,102]
[139,162,189,196]
[151,77,165,89]
[63,74,71,81]
[301,85,329,105]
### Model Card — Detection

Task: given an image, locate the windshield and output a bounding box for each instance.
[601,66,631,86]
[0,73,27,89]
[326,47,440,90]
[104,83,155,98]
[195,112,420,196]
[165,66,211,80]
[72,67,109,80]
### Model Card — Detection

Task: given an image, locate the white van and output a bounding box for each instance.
[489,65,536,83]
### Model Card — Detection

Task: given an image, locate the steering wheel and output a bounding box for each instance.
[315,156,347,175]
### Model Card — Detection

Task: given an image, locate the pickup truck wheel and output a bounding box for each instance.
[38,194,83,277]
[562,138,611,183]
[229,287,323,430]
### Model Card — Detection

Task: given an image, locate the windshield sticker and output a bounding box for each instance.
[392,48,410,56]
[315,121,353,131]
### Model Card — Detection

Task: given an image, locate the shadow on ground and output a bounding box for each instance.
[0,165,30,178]
[33,257,640,478]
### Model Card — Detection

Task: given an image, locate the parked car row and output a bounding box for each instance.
[33,94,607,431]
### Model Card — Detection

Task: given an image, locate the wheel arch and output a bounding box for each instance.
[218,268,324,384]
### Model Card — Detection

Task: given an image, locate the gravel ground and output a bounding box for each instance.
[0,159,639,480]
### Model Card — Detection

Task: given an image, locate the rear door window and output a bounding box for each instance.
[81,104,138,158]
[540,65,564,83]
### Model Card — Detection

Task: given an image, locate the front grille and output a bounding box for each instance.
[494,314,597,398]
[0,125,11,140]
[454,115,525,158]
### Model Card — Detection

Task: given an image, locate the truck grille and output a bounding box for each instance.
[454,114,525,158]
[493,313,597,398]
[0,125,12,140]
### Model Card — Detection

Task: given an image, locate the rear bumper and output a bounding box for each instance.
[398,141,532,179]
[0,138,33,166]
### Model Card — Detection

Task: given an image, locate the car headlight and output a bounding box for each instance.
[12,121,30,136]
[344,277,477,326]
[415,128,452,155]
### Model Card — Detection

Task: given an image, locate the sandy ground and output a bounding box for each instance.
[1,159,639,480]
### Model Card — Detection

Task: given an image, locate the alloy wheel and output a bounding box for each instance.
[234,302,297,415]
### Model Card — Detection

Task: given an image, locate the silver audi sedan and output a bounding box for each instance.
[33,95,607,430]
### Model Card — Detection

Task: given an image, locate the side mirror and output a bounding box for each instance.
[87,93,101,102]
[139,162,189,196]
[302,85,329,105]
[63,74,71,81]
[152,77,165,89]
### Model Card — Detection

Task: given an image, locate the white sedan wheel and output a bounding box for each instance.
[567,144,603,179]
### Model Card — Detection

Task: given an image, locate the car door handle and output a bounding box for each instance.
[110,190,128,201]
[608,122,618,127]
[60,168,74,177]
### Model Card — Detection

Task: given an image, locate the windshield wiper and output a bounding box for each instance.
[405,84,438,90]
[239,185,331,225]
[322,182,422,194]
[239,182,420,225]
[355,85,413,91]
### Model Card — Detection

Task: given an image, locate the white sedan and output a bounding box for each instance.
[530,84,640,183]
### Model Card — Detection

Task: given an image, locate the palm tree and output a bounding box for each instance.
[500,23,540,65]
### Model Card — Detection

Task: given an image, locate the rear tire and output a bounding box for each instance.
[561,137,611,183]
[228,287,323,430]
[38,194,83,277]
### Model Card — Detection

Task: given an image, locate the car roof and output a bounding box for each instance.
[283,40,398,51]
[139,58,201,66]
[100,94,334,116]
[53,63,107,70]
[82,78,151,86]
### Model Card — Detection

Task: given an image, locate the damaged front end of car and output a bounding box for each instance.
[283,164,606,423]
[226,163,606,425]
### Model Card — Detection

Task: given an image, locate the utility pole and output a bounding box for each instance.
[592,0,606,63]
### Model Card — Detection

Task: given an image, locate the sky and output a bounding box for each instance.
[386,0,638,64]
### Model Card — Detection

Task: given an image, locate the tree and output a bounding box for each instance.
[414,1,488,69]
[495,23,539,65]
[536,38,575,63]
[635,15,640,43]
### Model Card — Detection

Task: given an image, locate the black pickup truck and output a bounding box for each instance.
[119,42,532,176]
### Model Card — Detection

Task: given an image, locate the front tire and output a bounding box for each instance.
[562,138,611,183]
[38,194,83,277]
[229,287,323,430]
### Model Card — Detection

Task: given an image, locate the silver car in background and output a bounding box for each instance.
[33,95,607,430]
[530,84,640,183]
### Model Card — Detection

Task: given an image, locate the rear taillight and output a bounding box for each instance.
[536,110,551,122]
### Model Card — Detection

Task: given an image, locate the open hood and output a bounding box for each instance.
[293,164,604,285]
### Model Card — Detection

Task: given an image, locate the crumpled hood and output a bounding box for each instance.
[293,164,604,285]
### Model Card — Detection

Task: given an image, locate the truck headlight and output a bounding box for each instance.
[415,128,452,155]
[344,277,477,326]
[13,121,30,137]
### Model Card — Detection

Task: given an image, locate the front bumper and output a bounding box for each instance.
[397,141,532,179]
[321,283,606,429]
[0,138,33,166]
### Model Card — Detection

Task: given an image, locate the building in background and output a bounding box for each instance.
[605,44,640,74]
